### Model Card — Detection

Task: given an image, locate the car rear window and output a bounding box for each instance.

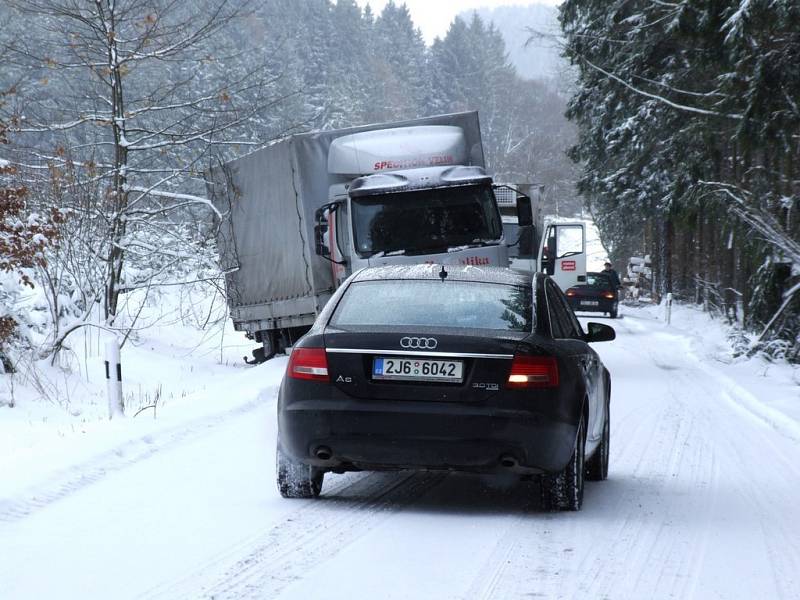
[330,280,533,332]
[586,273,612,288]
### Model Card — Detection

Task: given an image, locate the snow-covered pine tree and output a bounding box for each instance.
[560,0,800,355]
[368,1,428,122]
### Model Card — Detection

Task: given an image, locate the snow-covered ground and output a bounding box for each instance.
[0,285,258,498]
[2,299,799,599]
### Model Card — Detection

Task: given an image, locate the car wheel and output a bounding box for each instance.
[541,414,586,511]
[586,399,609,481]
[276,445,324,499]
[609,307,618,319]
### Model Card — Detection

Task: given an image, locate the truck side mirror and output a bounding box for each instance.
[314,207,330,257]
[518,226,534,258]
[542,236,556,274]
[516,195,533,227]
[314,223,330,257]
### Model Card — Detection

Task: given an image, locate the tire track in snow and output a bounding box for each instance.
[466,312,723,600]
[461,504,564,600]
[576,325,721,600]
[577,407,713,600]
[0,388,276,524]
[458,480,538,600]
[594,320,799,600]
[137,470,389,599]
[460,314,679,600]
[140,471,447,600]
[566,316,708,599]
[646,328,800,600]
[686,383,800,600]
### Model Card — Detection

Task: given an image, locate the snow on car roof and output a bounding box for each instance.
[352,264,531,286]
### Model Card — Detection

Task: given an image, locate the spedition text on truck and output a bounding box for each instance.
[206,112,534,362]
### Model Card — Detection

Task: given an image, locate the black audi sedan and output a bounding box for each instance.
[565,272,619,318]
[277,265,614,511]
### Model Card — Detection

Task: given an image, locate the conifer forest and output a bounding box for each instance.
[561,1,800,357]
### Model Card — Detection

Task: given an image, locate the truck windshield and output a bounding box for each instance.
[351,184,502,257]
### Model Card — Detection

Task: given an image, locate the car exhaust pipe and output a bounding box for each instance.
[314,446,333,461]
[500,455,518,469]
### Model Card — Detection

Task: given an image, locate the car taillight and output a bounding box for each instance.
[287,347,329,382]
[507,355,559,388]
[602,291,616,299]
[566,289,576,297]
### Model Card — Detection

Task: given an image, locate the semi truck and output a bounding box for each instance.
[207,112,534,362]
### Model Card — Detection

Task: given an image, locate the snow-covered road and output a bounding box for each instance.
[2,309,799,600]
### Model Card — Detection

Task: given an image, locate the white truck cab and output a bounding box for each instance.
[315,125,525,287]
[538,220,588,291]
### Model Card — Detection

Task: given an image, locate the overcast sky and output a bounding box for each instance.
[355,1,562,44]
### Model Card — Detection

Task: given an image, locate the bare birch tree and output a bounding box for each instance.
[1,0,281,352]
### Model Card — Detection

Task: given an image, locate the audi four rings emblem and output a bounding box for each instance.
[400,337,438,350]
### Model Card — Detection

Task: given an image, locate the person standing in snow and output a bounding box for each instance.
[603,261,622,300]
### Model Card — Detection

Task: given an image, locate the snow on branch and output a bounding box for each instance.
[698,181,800,265]
[127,186,221,219]
[14,114,112,133]
[581,57,745,121]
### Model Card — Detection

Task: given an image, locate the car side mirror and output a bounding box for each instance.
[585,322,615,343]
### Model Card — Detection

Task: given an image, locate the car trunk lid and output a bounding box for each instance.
[323,327,522,403]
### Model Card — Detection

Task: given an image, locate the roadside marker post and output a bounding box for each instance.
[666,293,673,326]
[105,338,124,419]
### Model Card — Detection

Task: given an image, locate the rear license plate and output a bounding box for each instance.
[372,357,463,383]
[581,300,600,306]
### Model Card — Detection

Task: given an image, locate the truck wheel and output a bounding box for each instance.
[245,333,276,365]
[276,445,324,499]
[586,400,609,481]
[540,415,586,511]
[262,333,277,361]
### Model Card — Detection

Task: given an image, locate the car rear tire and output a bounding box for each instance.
[586,399,609,481]
[540,415,586,511]
[276,445,324,499]
[609,307,618,319]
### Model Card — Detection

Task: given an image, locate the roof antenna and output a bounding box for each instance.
[439,265,448,282]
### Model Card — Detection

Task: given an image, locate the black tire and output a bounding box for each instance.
[262,332,278,361]
[586,400,609,481]
[540,415,586,511]
[609,307,618,319]
[276,445,324,499]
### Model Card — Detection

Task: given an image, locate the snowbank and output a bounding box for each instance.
[0,283,272,494]
[633,300,800,438]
